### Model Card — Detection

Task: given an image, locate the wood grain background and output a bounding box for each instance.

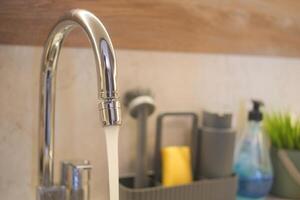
[0,0,300,57]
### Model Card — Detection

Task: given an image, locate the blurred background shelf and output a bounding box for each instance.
[1,0,300,57]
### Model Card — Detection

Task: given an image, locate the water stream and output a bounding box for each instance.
[104,126,120,200]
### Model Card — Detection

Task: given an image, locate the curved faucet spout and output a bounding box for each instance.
[39,9,121,186]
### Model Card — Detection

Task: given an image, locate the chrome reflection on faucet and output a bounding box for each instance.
[37,9,121,200]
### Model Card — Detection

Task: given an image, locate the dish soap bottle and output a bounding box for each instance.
[234,100,273,200]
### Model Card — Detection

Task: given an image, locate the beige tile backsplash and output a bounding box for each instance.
[1,45,300,200]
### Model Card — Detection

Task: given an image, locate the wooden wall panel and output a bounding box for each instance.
[0,0,300,57]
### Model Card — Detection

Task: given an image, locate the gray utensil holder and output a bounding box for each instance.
[119,175,237,200]
[198,111,236,179]
[198,128,235,178]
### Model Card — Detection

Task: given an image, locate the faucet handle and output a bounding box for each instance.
[37,185,66,200]
[60,160,92,200]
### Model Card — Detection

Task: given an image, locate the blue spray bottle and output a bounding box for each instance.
[234,100,273,200]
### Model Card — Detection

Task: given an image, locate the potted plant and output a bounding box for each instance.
[264,112,300,199]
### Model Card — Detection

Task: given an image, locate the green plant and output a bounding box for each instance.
[264,112,300,150]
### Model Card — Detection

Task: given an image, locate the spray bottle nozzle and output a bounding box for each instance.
[249,100,264,121]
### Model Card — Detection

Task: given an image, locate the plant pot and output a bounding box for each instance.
[271,147,300,199]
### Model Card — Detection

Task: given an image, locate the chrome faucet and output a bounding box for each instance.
[37,9,121,200]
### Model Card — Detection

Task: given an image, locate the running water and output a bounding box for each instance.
[104,126,120,200]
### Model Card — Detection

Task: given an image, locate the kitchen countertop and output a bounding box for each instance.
[267,196,291,200]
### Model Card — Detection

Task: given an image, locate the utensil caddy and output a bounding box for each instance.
[120,112,237,200]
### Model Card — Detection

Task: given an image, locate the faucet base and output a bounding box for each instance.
[37,185,66,200]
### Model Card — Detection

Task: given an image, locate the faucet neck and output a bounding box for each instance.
[39,9,121,186]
